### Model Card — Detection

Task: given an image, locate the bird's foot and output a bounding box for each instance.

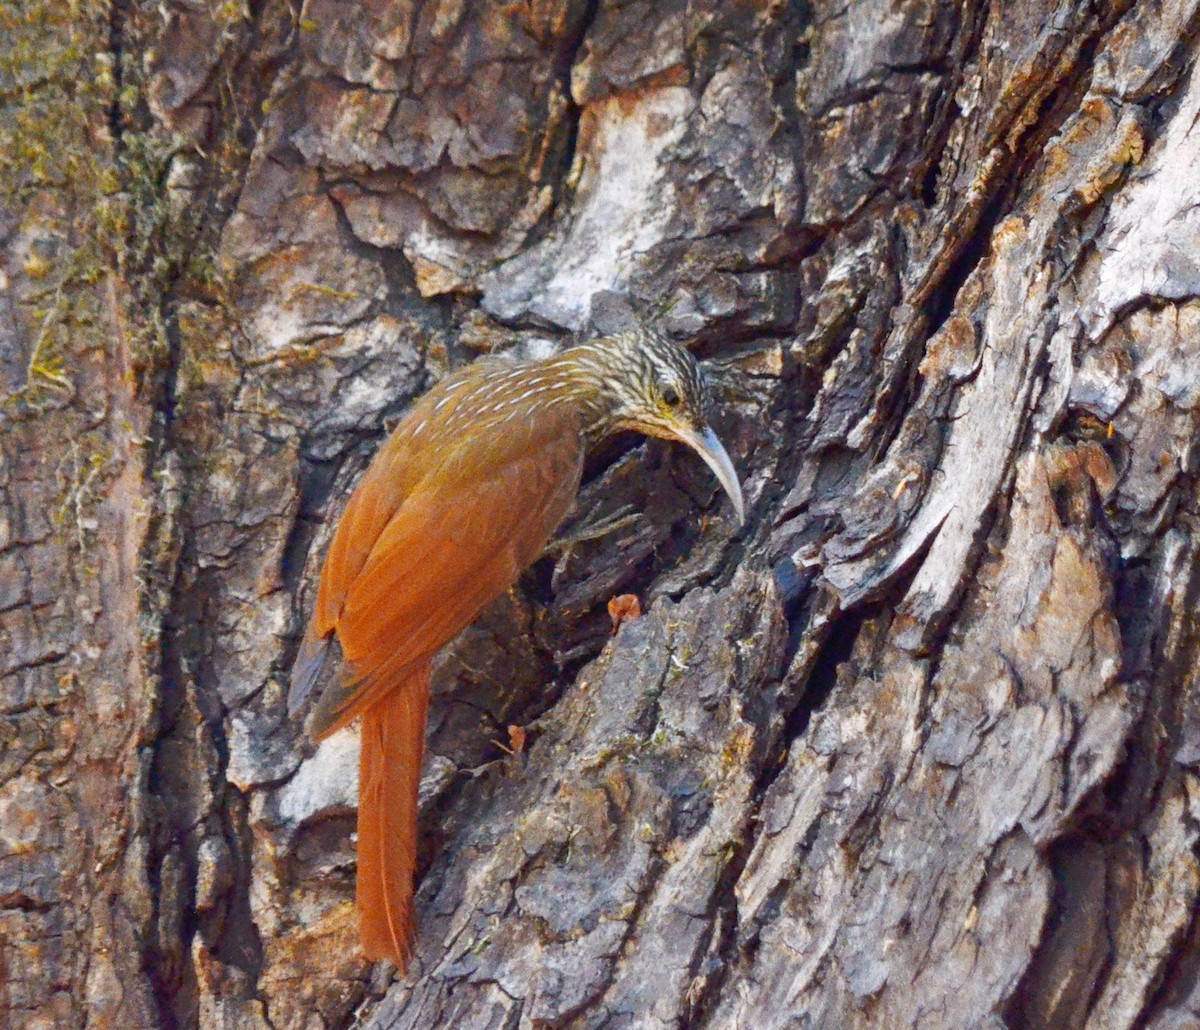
[546,503,642,557]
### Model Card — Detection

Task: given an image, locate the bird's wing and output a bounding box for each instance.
[310,358,521,641]
[288,427,421,716]
[306,405,584,737]
[290,360,518,715]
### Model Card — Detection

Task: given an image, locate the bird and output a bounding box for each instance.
[289,324,744,971]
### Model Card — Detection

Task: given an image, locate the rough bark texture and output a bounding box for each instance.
[4,0,1200,1027]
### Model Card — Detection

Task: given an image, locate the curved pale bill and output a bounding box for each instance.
[671,424,746,526]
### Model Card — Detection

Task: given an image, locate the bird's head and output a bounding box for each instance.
[569,327,746,526]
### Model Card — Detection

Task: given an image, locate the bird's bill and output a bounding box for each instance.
[671,424,746,526]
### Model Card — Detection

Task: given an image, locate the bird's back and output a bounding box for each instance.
[295,357,589,737]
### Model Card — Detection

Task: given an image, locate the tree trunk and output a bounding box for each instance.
[4,0,1200,1026]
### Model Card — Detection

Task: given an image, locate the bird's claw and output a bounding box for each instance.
[545,503,643,557]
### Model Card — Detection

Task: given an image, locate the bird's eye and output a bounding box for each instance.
[662,384,681,407]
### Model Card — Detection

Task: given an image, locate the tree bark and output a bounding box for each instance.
[4,0,1200,1027]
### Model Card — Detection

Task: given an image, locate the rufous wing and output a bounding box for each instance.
[288,419,423,716]
[309,404,585,737]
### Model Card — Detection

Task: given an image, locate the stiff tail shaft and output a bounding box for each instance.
[356,664,430,969]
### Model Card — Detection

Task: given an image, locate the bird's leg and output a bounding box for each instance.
[544,503,643,558]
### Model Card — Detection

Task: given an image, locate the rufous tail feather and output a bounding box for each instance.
[355,664,430,970]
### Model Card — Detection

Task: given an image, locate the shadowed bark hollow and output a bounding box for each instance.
[3,0,1200,1027]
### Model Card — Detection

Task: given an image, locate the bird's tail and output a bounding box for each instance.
[356,664,430,970]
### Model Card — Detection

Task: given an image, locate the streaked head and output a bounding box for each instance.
[566,327,746,525]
